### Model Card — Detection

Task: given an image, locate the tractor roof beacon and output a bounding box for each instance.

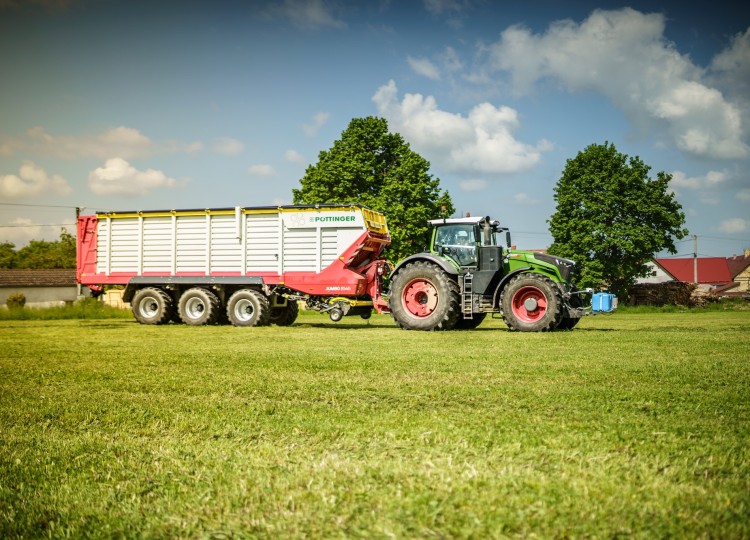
[387,215,614,332]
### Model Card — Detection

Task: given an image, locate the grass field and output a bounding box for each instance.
[1,310,748,538]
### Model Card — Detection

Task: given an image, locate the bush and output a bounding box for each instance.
[6,293,26,309]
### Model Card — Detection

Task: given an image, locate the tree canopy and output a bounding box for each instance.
[548,142,688,296]
[292,116,454,262]
[0,228,76,269]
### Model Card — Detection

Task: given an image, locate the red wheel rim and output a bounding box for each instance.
[402,278,438,318]
[511,285,548,323]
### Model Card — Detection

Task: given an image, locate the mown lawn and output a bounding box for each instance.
[1,311,748,538]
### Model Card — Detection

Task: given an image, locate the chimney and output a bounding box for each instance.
[745,248,750,258]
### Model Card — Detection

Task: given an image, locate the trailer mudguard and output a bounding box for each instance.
[123,276,265,302]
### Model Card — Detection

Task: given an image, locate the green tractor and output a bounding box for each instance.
[388,215,593,332]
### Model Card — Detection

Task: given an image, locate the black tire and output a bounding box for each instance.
[389,261,460,331]
[131,287,173,325]
[268,300,299,326]
[454,313,487,330]
[178,287,221,326]
[226,289,270,327]
[500,274,564,332]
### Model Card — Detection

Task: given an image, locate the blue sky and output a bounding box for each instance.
[1,0,749,258]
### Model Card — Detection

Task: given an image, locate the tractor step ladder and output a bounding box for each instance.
[462,273,473,319]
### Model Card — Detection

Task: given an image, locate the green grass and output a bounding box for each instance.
[0,298,132,321]
[1,311,748,538]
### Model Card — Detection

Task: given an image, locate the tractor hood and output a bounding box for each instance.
[509,250,576,283]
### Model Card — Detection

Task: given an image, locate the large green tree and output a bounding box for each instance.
[293,116,454,263]
[548,142,688,296]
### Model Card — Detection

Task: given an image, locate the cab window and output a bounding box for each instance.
[434,225,477,266]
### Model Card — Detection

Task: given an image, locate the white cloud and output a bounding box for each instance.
[267,0,346,30]
[26,126,152,159]
[709,28,750,132]
[407,56,441,80]
[303,112,330,136]
[212,138,244,156]
[0,162,72,198]
[718,218,748,234]
[88,158,179,196]
[0,218,66,246]
[513,192,541,205]
[1,126,202,159]
[248,164,276,177]
[483,8,748,159]
[459,179,487,192]
[373,80,550,176]
[284,149,305,163]
[737,188,750,202]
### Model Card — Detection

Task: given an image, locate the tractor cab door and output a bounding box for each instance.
[433,224,478,267]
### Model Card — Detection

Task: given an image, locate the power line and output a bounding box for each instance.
[0,223,76,228]
[0,202,83,210]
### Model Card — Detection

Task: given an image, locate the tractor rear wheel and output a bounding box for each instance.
[178,287,221,326]
[227,289,270,327]
[389,261,460,331]
[132,287,173,325]
[500,274,563,332]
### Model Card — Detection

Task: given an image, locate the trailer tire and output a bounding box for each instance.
[227,289,270,327]
[269,300,299,326]
[178,287,221,326]
[500,274,563,332]
[132,287,173,325]
[389,261,460,331]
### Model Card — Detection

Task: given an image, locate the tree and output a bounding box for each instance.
[548,142,688,296]
[293,116,454,262]
[14,228,77,269]
[0,242,16,268]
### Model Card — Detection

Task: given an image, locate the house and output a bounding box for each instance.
[720,249,750,297]
[653,257,733,286]
[0,269,89,308]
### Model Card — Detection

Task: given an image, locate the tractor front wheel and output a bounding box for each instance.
[389,261,460,331]
[500,274,563,332]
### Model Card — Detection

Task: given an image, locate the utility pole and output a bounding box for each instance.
[693,234,698,284]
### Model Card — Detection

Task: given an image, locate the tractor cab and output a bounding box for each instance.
[429,216,509,271]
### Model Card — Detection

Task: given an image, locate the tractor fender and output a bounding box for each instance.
[390,253,459,279]
[491,267,532,308]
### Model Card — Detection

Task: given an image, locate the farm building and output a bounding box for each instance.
[632,254,749,305]
[0,269,90,308]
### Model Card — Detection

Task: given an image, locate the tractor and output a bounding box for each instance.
[388,215,588,332]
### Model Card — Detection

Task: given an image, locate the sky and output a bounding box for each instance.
[1,0,749,258]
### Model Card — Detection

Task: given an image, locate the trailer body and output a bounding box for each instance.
[77,205,391,325]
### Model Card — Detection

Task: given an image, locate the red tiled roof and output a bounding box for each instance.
[654,258,732,285]
[726,254,750,279]
[0,269,77,287]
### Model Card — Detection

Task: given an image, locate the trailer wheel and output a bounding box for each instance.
[132,287,173,325]
[269,300,299,326]
[227,289,270,327]
[500,274,563,332]
[178,287,221,326]
[389,261,460,331]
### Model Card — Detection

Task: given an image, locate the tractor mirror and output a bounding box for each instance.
[506,231,512,248]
